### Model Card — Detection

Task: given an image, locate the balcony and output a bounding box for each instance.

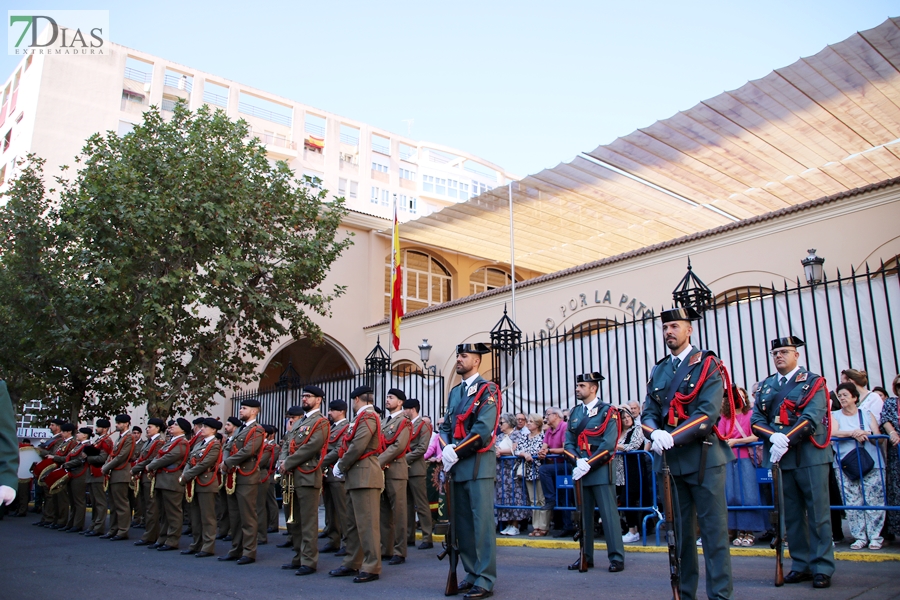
[163,73,193,93]
[253,130,297,159]
[203,89,228,109]
[124,67,152,84]
[238,101,292,127]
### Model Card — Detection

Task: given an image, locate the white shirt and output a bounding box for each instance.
[203,435,215,444]
[859,391,884,422]
[672,345,693,365]
[582,396,600,413]
[304,408,320,418]
[169,434,185,442]
[388,409,404,420]
[776,366,801,384]
[244,419,257,427]
[462,373,480,391]
[332,418,348,427]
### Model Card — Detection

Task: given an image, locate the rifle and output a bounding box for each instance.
[436,472,459,596]
[771,463,785,587]
[660,451,681,600]
[573,476,587,572]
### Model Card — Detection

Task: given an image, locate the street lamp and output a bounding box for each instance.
[801,249,825,286]
[672,257,713,313]
[418,339,436,374]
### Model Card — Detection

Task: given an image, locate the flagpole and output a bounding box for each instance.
[390,194,397,365]
[509,181,516,322]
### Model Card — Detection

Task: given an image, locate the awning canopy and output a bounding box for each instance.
[397,18,900,274]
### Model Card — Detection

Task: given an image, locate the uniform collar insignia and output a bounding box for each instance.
[688,352,702,366]
[795,372,808,382]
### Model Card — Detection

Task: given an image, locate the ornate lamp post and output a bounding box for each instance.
[490,304,522,353]
[801,249,825,286]
[418,339,437,374]
[672,257,713,313]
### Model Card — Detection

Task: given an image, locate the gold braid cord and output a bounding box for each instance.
[184,479,195,503]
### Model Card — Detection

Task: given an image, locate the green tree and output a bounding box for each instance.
[1,103,351,420]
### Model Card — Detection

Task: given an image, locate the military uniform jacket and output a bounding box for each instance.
[564,401,619,487]
[322,419,350,483]
[406,417,433,478]
[86,434,113,483]
[182,437,222,491]
[223,422,265,485]
[379,412,411,480]
[132,434,165,481]
[337,406,383,490]
[750,367,832,470]
[51,437,77,465]
[36,433,65,458]
[259,440,277,484]
[62,440,90,478]
[147,436,189,492]
[642,346,734,476]
[104,431,136,483]
[439,374,499,482]
[282,412,328,489]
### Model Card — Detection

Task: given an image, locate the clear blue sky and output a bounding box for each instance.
[3,1,897,177]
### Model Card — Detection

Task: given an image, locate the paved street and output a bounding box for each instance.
[1,516,898,600]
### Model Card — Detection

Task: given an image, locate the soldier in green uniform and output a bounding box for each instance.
[33,418,65,527]
[84,418,113,536]
[256,425,277,546]
[321,399,350,555]
[216,416,241,541]
[751,336,835,589]
[146,418,190,551]
[181,418,222,558]
[405,397,434,549]
[275,407,304,549]
[641,307,734,600]
[219,399,265,564]
[132,418,166,547]
[47,423,76,528]
[101,414,136,540]
[279,385,329,576]
[61,427,92,532]
[440,342,499,600]
[329,385,383,583]
[563,372,624,572]
[0,381,16,510]
[379,388,412,565]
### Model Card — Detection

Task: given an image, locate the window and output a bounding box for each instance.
[372,134,390,155]
[385,250,452,316]
[422,174,433,192]
[338,178,347,196]
[0,164,5,186]
[382,190,390,206]
[117,121,135,137]
[469,267,513,295]
[2,130,11,152]
[448,179,458,199]
[372,162,389,174]
[408,196,417,214]
[399,168,415,180]
[371,186,382,204]
[302,171,324,189]
[349,181,358,199]
[459,182,469,200]
[435,177,446,195]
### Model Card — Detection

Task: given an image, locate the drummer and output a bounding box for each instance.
[16,440,39,517]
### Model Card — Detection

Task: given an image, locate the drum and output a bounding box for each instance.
[33,457,58,484]
[43,467,70,495]
[18,446,39,480]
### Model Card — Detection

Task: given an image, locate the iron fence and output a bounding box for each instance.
[492,264,900,418]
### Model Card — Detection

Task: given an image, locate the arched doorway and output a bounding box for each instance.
[258,337,355,388]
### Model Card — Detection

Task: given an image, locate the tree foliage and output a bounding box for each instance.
[0,103,351,420]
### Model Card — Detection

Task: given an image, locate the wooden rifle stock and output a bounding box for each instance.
[573,477,587,572]
[771,463,785,587]
[661,452,681,600]
[440,474,458,596]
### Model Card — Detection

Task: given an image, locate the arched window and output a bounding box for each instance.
[385,250,452,316]
[469,266,513,295]
[713,286,775,307]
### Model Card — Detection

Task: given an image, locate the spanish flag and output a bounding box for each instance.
[390,202,403,351]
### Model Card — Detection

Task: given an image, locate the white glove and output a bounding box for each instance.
[332,464,342,479]
[769,445,787,464]
[0,485,15,505]
[442,444,459,472]
[650,430,674,455]
[770,432,789,451]
[573,458,591,480]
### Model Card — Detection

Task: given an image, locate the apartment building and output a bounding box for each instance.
[0,42,516,221]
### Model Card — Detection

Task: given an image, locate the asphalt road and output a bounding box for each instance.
[1,516,898,600]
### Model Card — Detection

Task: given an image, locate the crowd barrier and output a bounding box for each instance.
[493,438,899,546]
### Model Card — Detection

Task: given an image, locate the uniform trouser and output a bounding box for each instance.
[88,481,107,533]
[216,488,230,536]
[132,481,144,524]
[670,464,733,600]
[226,483,259,559]
[65,476,87,530]
[324,480,348,547]
[288,485,321,568]
[41,484,58,523]
[267,482,279,531]
[407,474,433,543]
[344,487,381,574]
[256,480,270,543]
[580,482,623,563]
[16,480,31,516]
[380,477,408,558]
[53,486,71,526]
[783,463,836,576]
[141,477,161,542]
[108,482,131,537]
[189,491,218,553]
[452,477,497,591]
[156,489,184,547]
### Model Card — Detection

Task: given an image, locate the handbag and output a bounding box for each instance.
[839,411,875,481]
[514,459,525,479]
